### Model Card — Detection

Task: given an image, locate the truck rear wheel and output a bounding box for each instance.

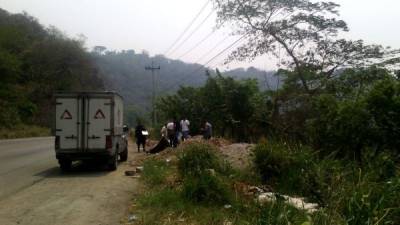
[120,146,128,162]
[107,153,118,171]
[59,159,72,171]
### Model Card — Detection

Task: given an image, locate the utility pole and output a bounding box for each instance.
[145,61,161,126]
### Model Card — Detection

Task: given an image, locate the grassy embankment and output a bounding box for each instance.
[127,141,399,225]
[0,125,51,139]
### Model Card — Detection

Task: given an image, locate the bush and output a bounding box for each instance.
[0,124,50,139]
[177,143,220,177]
[177,143,232,205]
[252,141,347,205]
[255,200,310,225]
[182,172,231,205]
[142,159,168,186]
[338,176,400,225]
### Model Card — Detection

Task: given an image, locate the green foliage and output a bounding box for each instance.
[0,125,50,139]
[177,143,220,177]
[255,201,310,225]
[182,172,231,205]
[177,143,232,205]
[138,188,186,211]
[308,77,400,160]
[142,159,168,186]
[252,141,400,225]
[0,8,104,129]
[158,73,270,141]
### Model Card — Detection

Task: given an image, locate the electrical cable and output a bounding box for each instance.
[168,10,215,57]
[163,0,210,55]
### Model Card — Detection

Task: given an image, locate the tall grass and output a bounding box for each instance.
[0,125,50,139]
[252,141,400,225]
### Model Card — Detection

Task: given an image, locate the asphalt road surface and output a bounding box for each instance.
[0,137,138,225]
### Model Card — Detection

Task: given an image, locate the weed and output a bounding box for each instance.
[182,172,232,205]
[142,159,169,186]
[177,142,220,177]
[0,125,50,139]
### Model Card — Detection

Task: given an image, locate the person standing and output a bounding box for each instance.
[174,118,181,146]
[202,120,212,140]
[180,118,190,141]
[135,123,147,152]
[166,120,176,147]
[160,124,168,138]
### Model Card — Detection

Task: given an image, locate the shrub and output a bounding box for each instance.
[0,124,50,139]
[177,143,220,177]
[339,176,400,225]
[182,172,231,205]
[255,200,310,225]
[142,159,168,186]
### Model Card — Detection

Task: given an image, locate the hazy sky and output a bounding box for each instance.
[1,0,399,70]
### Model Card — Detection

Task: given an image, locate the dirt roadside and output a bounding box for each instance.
[0,141,146,225]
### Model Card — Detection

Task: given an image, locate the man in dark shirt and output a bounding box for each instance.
[135,123,147,152]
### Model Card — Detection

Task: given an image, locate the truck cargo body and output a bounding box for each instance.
[54,92,127,170]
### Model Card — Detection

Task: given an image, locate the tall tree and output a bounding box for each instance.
[213,0,394,93]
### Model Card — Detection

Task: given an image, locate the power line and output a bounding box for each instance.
[159,36,231,92]
[160,34,249,92]
[163,0,210,56]
[168,10,215,57]
[194,35,231,63]
[176,29,217,59]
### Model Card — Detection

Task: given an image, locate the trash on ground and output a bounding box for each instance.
[128,214,137,222]
[136,166,144,173]
[125,170,136,176]
[224,204,232,209]
[257,192,319,213]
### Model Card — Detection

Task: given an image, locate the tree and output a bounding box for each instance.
[213,0,392,93]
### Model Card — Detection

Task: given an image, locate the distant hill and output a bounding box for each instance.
[91,48,279,112]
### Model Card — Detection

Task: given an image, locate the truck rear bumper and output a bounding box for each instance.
[56,150,114,161]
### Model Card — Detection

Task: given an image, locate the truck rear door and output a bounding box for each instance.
[56,97,82,150]
[86,97,112,150]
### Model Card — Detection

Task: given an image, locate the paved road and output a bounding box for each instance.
[0,137,139,225]
[0,137,56,199]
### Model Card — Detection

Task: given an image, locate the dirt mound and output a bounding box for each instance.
[219,143,254,170]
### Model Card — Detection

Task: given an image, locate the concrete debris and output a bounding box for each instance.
[206,169,216,176]
[257,192,319,214]
[135,166,144,173]
[224,204,232,209]
[128,214,137,222]
[223,220,233,225]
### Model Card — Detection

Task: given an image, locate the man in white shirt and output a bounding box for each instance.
[180,118,190,141]
[166,121,176,147]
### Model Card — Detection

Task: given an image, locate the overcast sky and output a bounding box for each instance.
[0,0,399,70]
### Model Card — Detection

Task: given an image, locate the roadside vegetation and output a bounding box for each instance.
[141,1,400,223]
[0,125,50,139]
[130,140,399,225]
[0,9,104,137]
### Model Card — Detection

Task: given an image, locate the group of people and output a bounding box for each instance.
[161,118,191,148]
[134,118,213,152]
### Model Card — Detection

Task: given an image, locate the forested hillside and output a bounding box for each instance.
[0,9,104,130]
[91,49,278,113]
[0,8,276,132]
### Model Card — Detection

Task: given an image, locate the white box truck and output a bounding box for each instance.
[54,92,128,171]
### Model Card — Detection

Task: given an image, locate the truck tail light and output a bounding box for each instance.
[106,135,112,149]
[55,136,60,149]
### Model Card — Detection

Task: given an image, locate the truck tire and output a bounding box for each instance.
[107,153,118,171]
[59,159,72,171]
[120,146,128,162]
